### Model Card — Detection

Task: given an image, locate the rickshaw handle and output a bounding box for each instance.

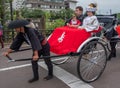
[6,52,81,62]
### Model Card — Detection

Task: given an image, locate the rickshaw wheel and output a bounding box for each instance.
[77,40,107,83]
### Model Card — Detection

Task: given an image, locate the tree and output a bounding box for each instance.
[50,9,74,20]
[9,0,13,20]
[0,0,13,25]
[21,8,45,18]
[59,9,74,20]
[117,13,120,19]
[0,0,5,25]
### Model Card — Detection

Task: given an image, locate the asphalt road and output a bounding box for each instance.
[0,46,120,88]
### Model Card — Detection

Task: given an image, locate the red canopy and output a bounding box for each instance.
[48,26,91,55]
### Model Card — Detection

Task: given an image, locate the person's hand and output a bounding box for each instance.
[3,52,9,56]
[33,55,39,61]
[67,23,70,26]
[42,39,47,45]
[2,49,12,57]
[78,26,84,30]
[68,25,71,27]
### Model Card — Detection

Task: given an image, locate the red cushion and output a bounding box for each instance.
[90,26,102,33]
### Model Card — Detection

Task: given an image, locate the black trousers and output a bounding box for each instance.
[110,40,117,56]
[31,42,53,78]
[105,28,118,56]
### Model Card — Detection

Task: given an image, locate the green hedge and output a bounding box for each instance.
[46,19,65,30]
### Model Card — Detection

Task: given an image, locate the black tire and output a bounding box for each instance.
[77,41,107,83]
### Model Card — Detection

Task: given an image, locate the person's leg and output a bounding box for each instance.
[42,42,53,80]
[0,36,4,48]
[28,60,39,83]
[32,60,39,78]
[108,41,117,60]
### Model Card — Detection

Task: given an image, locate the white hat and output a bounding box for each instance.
[86,3,97,12]
[86,6,97,12]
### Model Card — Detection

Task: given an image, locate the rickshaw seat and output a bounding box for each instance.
[90,26,102,33]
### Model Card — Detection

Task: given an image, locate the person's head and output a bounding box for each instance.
[72,14,77,21]
[75,6,83,17]
[15,27,25,33]
[86,3,97,16]
[8,20,29,32]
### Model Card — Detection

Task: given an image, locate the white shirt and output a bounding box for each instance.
[71,20,77,25]
[82,16,99,32]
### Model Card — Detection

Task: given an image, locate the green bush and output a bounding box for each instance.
[50,9,74,20]
[117,13,120,19]
[46,19,65,30]
[21,8,45,18]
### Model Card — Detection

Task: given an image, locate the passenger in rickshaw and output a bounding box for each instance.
[66,14,81,28]
[65,6,84,26]
[78,3,99,32]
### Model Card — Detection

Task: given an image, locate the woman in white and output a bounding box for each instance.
[79,3,99,32]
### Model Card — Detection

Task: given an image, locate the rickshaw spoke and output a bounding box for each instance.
[77,41,107,83]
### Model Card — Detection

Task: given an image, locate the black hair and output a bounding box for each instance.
[76,6,83,11]
[89,3,97,8]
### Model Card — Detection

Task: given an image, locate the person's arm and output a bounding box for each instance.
[70,25,79,28]
[3,48,13,56]
[27,29,42,51]
[70,20,81,28]
[27,29,42,61]
[3,33,24,56]
[10,33,25,50]
[67,23,70,26]
[32,50,39,61]
[69,20,81,28]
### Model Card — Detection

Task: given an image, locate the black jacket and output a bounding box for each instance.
[10,27,45,51]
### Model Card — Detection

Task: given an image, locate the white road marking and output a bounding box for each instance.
[0,64,31,72]
[39,62,93,88]
[0,59,93,88]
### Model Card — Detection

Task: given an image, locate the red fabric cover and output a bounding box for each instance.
[115,25,120,37]
[48,26,91,55]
